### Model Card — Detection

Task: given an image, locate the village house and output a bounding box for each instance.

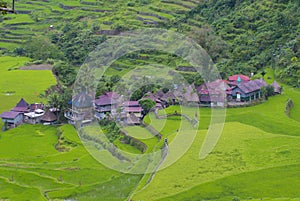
[0,98,29,129]
[173,84,199,105]
[0,111,23,129]
[41,109,57,125]
[143,92,164,110]
[231,79,267,102]
[24,109,45,124]
[197,79,229,107]
[144,90,177,107]
[94,92,123,119]
[0,98,50,129]
[64,92,94,126]
[122,101,142,125]
[11,98,30,113]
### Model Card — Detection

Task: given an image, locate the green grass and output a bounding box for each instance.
[131,69,300,200]
[0,56,56,113]
[114,139,142,154]
[133,122,300,200]
[1,56,300,200]
[0,124,141,200]
[161,164,300,201]
[123,126,160,153]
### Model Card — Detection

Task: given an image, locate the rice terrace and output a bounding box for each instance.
[0,0,300,201]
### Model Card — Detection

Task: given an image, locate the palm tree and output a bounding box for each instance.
[48,92,62,121]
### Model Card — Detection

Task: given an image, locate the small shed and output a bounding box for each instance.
[271,81,281,94]
[41,110,57,125]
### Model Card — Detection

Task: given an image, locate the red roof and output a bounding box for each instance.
[228,74,250,81]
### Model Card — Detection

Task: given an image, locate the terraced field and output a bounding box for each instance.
[0,124,142,201]
[0,56,300,200]
[1,1,300,200]
[0,0,201,51]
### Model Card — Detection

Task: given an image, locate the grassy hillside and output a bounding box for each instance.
[0,56,56,113]
[132,72,300,200]
[0,70,300,200]
[1,0,299,85]
[0,124,141,200]
[0,56,56,129]
[1,1,300,200]
[0,0,198,51]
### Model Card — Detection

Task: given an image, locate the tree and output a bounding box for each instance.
[24,36,63,61]
[0,1,7,15]
[130,88,143,101]
[139,98,156,115]
[47,87,71,122]
[265,85,275,97]
[52,61,76,86]
[51,23,107,65]
[0,0,14,14]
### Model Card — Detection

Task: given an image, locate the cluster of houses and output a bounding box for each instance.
[64,92,144,126]
[62,74,281,127]
[198,74,281,106]
[1,74,281,130]
[0,98,57,130]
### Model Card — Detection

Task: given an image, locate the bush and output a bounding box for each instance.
[127,2,135,6]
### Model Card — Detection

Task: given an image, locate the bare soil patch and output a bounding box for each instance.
[19,64,53,70]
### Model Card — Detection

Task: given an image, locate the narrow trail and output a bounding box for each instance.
[128,140,169,200]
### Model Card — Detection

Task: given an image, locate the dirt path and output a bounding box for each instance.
[19,64,52,70]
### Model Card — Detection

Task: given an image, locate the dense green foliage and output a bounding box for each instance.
[50,23,107,65]
[184,0,300,83]
[1,0,299,87]
[139,98,156,114]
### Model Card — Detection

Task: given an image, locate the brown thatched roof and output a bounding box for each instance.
[41,110,57,122]
[127,113,140,125]
[174,84,199,103]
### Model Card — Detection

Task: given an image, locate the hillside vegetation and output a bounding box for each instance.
[0,0,299,86]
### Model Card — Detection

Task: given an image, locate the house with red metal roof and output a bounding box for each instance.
[143,92,164,110]
[173,84,199,105]
[228,74,250,86]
